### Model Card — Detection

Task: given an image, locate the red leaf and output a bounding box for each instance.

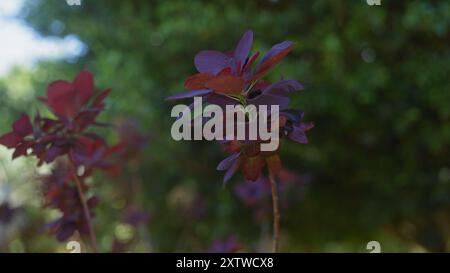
[46,80,79,118]
[218,67,232,76]
[253,42,294,80]
[242,156,264,181]
[41,118,59,133]
[12,114,33,137]
[236,60,242,76]
[73,70,94,105]
[75,111,98,131]
[0,132,22,148]
[92,88,111,108]
[184,73,214,90]
[12,141,32,159]
[205,75,245,95]
[243,51,260,73]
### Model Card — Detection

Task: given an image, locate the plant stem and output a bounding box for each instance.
[71,165,98,252]
[269,171,280,253]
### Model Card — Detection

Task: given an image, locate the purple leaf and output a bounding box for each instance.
[0,132,21,148]
[254,41,294,79]
[73,70,94,105]
[217,152,240,171]
[262,79,304,95]
[194,50,232,75]
[288,125,308,144]
[234,30,253,70]
[248,93,290,111]
[223,156,240,184]
[12,114,33,137]
[259,41,294,65]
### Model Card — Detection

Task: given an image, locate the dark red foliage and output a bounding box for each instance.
[167,30,313,184]
[41,71,94,119]
[166,30,300,102]
[184,73,214,90]
[0,70,119,243]
[0,70,112,166]
[70,135,121,176]
[215,108,314,183]
[0,114,34,159]
[217,139,285,183]
[42,162,97,241]
[204,74,245,95]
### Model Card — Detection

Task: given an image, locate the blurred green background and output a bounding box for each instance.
[0,0,449,252]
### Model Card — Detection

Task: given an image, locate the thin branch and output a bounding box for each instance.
[71,164,98,252]
[269,171,280,253]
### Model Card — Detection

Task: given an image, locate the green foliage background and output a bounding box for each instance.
[0,0,449,252]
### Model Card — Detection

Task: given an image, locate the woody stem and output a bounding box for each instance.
[269,170,280,253]
[71,164,98,252]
